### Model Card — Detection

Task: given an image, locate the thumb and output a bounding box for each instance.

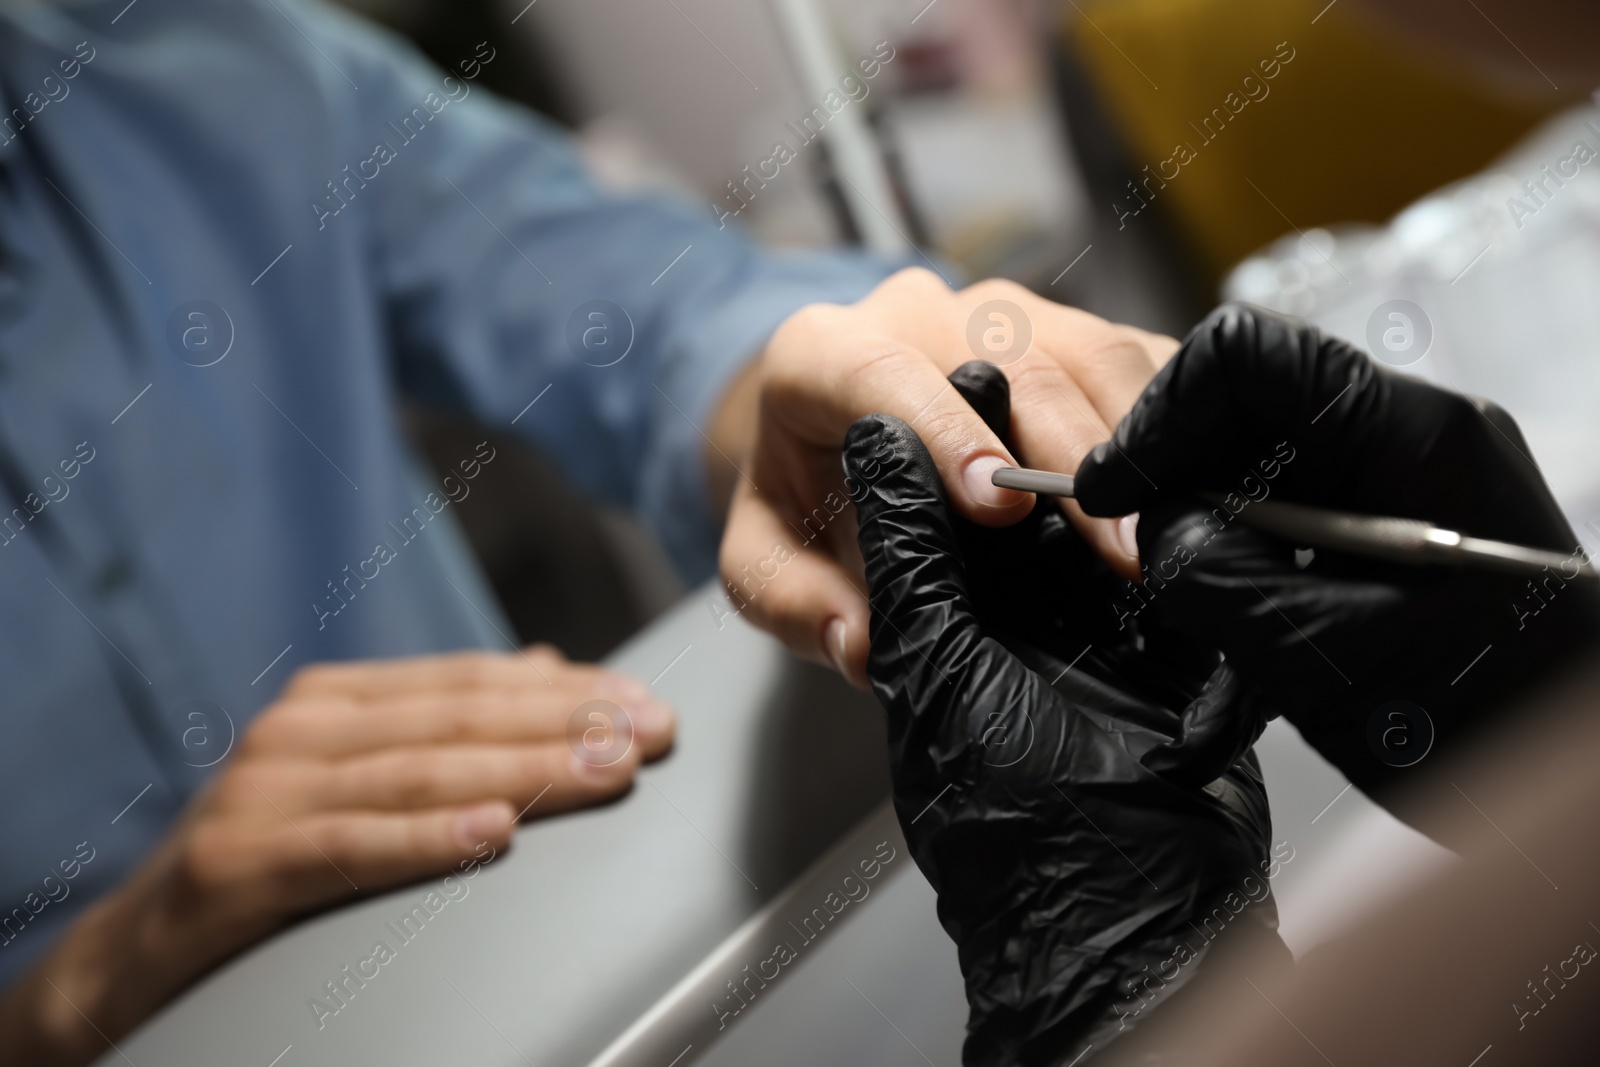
[1139,660,1270,788]
[844,414,1027,762]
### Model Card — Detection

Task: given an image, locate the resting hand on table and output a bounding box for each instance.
[0,648,674,1067]
[717,268,1177,686]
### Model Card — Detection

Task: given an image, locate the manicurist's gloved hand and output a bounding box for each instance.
[1074,303,1600,832]
[843,362,1289,1067]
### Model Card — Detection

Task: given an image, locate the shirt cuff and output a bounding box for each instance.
[641,248,900,582]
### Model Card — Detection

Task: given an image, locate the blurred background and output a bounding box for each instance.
[345,0,1595,660]
[62,4,1600,1064]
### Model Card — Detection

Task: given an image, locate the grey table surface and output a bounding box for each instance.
[95,584,1449,1067]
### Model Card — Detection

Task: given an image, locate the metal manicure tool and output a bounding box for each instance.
[991,466,1597,581]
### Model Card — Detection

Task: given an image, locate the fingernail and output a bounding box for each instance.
[962,454,1026,509]
[594,674,670,740]
[630,699,675,740]
[455,803,510,848]
[823,617,848,675]
[1117,513,1141,562]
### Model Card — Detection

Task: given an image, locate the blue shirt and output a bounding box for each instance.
[0,0,889,986]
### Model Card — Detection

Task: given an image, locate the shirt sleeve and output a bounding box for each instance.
[300,4,897,580]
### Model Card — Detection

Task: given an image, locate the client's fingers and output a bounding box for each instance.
[762,319,1032,525]
[719,479,873,686]
[282,648,563,699]
[1006,342,1145,578]
[185,802,516,911]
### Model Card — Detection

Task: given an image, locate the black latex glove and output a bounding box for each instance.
[843,361,1288,1067]
[1075,303,1600,828]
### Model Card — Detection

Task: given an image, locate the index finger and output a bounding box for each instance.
[281,648,568,700]
[765,318,1032,527]
[907,283,1166,578]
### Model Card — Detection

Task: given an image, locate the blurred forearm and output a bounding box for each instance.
[705,356,761,521]
[0,852,250,1067]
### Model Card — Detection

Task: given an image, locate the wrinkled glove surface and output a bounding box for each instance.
[1074,304,1600,818]
[844,361,1286,1067]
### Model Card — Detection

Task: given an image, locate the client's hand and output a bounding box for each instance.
[721,268,1177,687]
[0,648,674,1067]
[844,362,1284,1066]
[1074,304,1600,829]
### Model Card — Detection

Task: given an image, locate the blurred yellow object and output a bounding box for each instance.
[1063,0,1563,282]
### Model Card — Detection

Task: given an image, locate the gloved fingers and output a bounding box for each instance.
[940,361,1044,606]
[1466,395,1535,462]
[844,413,1031,753]
[1075,303,1380,518]
[1461,396,1577,547]
[1139,661,1267,788]
[947,359,1013,444]
[1134,497,1401,690]
[942,360,1135,653]
[949,356,1145,582]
